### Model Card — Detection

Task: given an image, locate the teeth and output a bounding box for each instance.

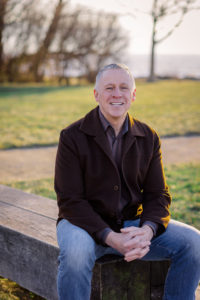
[111,102,123,105]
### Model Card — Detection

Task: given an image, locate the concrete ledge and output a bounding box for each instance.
[0,224,59,300]
[0,184,58,299]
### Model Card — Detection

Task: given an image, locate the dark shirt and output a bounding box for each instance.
[97,108,158,243]
[98,108,130,213]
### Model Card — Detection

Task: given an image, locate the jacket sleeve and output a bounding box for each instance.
[54,129,109,244]
[140,133,171,235]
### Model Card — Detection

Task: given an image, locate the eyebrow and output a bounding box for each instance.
[104,82,129,86]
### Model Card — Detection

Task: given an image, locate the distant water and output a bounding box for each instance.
[127,54,200,79]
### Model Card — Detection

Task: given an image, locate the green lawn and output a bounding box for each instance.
[165,164,200,228]
[0,80,200,149]
[0,276,44,300]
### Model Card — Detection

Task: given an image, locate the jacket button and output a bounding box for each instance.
[113,185,119,191]
[117,219,122,225]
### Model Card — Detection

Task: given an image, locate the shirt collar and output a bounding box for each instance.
[98,107,129,136]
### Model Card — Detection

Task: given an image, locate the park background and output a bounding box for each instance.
[0,0,200,299]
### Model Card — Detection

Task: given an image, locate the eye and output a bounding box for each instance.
[106,87,113,90]
[121,86,128,90]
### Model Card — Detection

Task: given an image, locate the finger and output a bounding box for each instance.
[124,246,150,262]
[125,245,150,258]
[124,238,151,250]
[121,227,145,237]
[121,226,137,233]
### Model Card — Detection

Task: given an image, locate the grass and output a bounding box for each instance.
[165,163,200,228]
[3,178,56,200]
[0,80,200,149]
[0,277,44,300]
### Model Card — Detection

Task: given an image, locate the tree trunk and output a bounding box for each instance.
[0,0,7,81]
[148,0,157,82]
[32,0,63,82]
[148,28,156,82]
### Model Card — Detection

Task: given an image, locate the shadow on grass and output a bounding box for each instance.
[0,85,82,97]
[2,142,58,150]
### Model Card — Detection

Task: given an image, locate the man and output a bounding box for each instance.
[55,63,200,300]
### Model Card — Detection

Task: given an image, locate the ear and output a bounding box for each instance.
[94,89,99,103]
[132,88,136,102]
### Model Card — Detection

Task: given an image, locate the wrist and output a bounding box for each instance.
[142,225,154,240]
[105,231,118,247]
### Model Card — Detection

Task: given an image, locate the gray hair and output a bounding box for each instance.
[95,63,135,91]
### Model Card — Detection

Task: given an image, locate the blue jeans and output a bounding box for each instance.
[57,219,200,300]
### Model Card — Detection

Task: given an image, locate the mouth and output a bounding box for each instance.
[110,102,124,106]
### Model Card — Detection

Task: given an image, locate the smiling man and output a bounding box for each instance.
[55,63,200,300]
[94,65,135,135]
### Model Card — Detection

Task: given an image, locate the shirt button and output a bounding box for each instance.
[113,185,119,191]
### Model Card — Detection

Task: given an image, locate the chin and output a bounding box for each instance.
[109,113,125,119]
[109,109,126,117]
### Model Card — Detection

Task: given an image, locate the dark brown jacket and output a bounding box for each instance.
[55,107,171,244]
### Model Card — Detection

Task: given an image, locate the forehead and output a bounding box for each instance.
[100,69,132,86]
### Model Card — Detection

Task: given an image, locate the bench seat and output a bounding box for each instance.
[0,184,169,300]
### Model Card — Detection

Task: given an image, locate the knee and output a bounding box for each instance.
[188,232,200,262]
[179,226,200,264]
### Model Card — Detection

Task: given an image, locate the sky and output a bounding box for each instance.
[72,0,200,55]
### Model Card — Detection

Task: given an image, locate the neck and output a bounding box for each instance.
[107,115,126,136]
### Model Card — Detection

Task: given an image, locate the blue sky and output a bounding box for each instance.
[72,0,200,55]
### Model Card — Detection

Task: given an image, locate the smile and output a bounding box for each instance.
[110,102,124,105]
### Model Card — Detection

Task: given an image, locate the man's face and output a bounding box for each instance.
[94,69,135,123]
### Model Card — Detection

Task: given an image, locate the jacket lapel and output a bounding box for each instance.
[80,107,146,160]
[122,113,145,158]
[79,106,113,159]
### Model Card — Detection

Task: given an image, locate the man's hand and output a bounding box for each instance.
[105,225,153,262]
[121,225,153,261]
[105,231,132,255]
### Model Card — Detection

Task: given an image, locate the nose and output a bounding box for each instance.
[112,88,121,98]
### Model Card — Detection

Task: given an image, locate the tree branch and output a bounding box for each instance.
[156,14,184,43]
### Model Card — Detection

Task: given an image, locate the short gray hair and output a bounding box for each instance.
[95,63,135,91]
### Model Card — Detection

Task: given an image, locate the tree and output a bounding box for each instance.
[32,0,64,82]
[0,0,7,79]
[0,0,129,83]
[148,0,199,81]
[76,12,128,83]
[46,9,128,83]
[2,0,46,81]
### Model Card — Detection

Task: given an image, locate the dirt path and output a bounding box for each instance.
[0,136,200,182]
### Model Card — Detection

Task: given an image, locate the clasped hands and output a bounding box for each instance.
[105,225,153,262]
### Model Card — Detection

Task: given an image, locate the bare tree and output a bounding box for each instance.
[148,0,199,81]
[32,0,65,81]
[1,0,129,83]
[0,0,8,80]
[48,9,128,83]
[81,13,128,83]
[117,0,199,81]
[2,0,46,81]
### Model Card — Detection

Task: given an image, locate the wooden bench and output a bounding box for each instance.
[0,184,170,300]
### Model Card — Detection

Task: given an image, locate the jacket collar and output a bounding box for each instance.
[80,106,145,138]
